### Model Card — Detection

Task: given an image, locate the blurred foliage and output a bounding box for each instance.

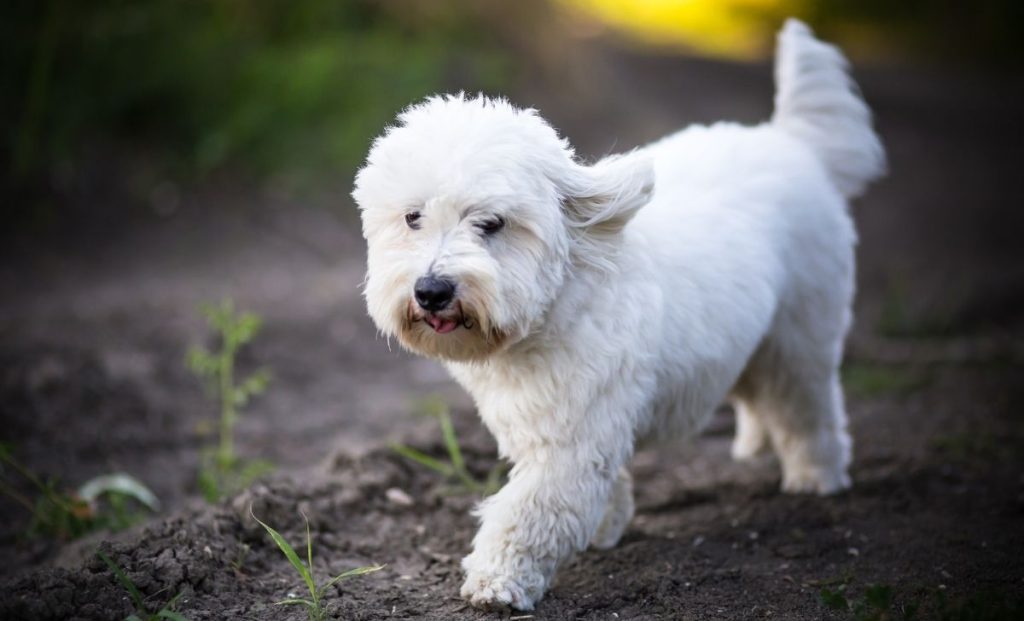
[0,0,510,188]
[841,362,932,399]
[2,0,1020,194]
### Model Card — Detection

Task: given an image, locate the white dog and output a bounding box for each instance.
[353,19,884,610]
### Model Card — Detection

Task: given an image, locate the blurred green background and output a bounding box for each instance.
[1,0,512,194]
[2,0,1021,203]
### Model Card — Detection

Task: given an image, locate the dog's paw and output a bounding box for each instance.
[591,486,634,550]
[781,465,851,495]
[590,519,627,550]
[460,570,538,611]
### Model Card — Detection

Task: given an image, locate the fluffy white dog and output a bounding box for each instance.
[353,19,884,610]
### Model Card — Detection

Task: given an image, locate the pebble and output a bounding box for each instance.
[386,487,414,506]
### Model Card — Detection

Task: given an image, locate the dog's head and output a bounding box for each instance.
[353,94,653,361]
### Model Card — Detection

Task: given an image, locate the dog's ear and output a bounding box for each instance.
[559,151,655,237]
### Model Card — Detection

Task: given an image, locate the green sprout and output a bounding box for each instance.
[187,299,273,502]
[816,583,1024,621]
[98,551,188,621]
[841,362,932,399]
[820,584,897,620]
[250,507,384,621]
[391,396,506,496]
[0,444,158,539]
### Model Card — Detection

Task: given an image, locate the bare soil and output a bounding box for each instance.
[1,44,1023,620]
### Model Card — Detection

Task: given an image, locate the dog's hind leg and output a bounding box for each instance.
[590,466,634,549]
[734,310,853,495]
[730,400,769,461]
[763,368,851,494]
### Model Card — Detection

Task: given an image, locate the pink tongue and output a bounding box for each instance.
[427,316,458,334]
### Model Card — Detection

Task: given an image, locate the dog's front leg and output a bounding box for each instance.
[460,445,620,610]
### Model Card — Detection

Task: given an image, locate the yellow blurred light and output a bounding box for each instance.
[557,0,802,60]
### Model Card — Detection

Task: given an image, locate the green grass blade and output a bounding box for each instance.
[302,511,314,605]
[484,463,507,496]
[321,564,385,592]
[97,551,146,612]
[126,615,144,621]
[156,610,188,621]
[249,506,316,600]
[438,411,466,476]
[163,592,184,608]
[390,444,453,476]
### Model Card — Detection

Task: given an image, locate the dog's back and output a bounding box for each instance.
[624,20,885,493]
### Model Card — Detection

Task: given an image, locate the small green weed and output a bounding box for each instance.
[931,430,1024,464]
[842,362,931,399]
[820,584,899,620]
[819,583,1024,620]
[932,590,1024,621]
[250,507,383,621]
[391,396,506,496]
[876,279,958,339]
[98,551,188,621]
[187,299,274,502]
[0,445,158,539]
[230,542,252,574]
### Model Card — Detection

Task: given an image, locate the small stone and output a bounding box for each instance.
[386,487,414,507]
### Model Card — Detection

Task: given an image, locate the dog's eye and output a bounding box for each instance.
[404,211,422,230]
[476,216,505,236]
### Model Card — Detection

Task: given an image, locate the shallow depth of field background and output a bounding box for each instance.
[0,0,1022,618]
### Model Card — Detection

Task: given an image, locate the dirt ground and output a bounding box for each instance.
[1,39,1023,620]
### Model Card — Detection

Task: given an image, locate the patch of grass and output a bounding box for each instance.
[391,396,506,496]
[250,507,383,621]
[930,430,1024,464]
[876,280,958,339]
[0,445,158,539]
[187,299,274,502]
[842,362,932,399]
[819,583,1024,621]
[98,551,188,621]
[932,591,1024,621]
[819,584,901,620]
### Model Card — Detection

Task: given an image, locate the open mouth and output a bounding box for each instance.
[425,314,460,334]
[413,301,473,334]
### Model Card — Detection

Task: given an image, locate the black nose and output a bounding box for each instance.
[414,276,455,312]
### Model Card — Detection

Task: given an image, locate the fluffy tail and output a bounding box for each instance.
[772,18,886,199]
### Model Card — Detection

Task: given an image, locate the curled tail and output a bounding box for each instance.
[772,18,886,199]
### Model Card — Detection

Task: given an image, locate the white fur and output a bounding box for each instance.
[353,19,884,611]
